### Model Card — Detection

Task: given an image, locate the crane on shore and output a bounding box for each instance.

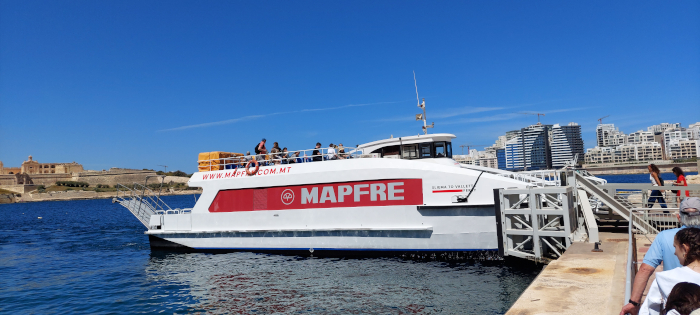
[519,112,546,123]
[158,165,168,173]
[597,115,610,124]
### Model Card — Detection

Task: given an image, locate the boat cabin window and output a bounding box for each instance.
[402,144,418,159]
[371,145,400,157]
[372,141,452,159]
[434,142,446,158]
[436,142,452,158]
[420,143,432,158]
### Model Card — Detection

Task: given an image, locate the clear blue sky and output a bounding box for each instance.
[1,1,699,172]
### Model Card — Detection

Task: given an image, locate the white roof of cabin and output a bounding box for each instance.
[358,133,456,154]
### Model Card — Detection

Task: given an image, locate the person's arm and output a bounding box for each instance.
[620,263,656,315]
[651,173,662,186]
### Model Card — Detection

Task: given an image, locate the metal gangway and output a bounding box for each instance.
[112,176,174,228]
[572,172,659,234]
[494,185,593,262]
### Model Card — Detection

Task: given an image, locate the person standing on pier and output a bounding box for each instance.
[672,167,690,207]
[620,197,700,315]
[647,164,667,210]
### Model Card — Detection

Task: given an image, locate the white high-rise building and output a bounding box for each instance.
[504,137,524,170]
[596,124,626,147]
[551,123,584,168]
[647,123,681,134]
[667,139,699,160]
[626,130,655,144]
[584,147,615,164]
[688,122,700,140]
[663,127,691,159]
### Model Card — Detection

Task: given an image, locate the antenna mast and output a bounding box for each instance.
[413,71,434,134]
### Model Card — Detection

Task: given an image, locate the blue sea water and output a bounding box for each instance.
[597,172,698,183]
[0,195,539,314]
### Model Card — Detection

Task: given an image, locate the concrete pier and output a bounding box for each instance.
[506,232,631,315]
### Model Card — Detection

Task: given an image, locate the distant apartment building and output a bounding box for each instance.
[496,149,506,170]
[626,130,655,144]
[647,123,681,134]
[551,123,584,168]
[689,122,700,139]
[504,137,523,171]
[503,124,552,171]
[585,121,699,164]
[663,127,692,159]
[614,142,663,163]
[584,147,615,164]
[667,139,699,160]
[596,124,626,147]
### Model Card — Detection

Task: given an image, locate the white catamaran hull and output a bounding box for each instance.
[144,157,529,254]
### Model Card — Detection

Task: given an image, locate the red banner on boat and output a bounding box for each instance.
[209,179,423,212]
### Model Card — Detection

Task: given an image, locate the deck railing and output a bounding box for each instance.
[197,146,371,172]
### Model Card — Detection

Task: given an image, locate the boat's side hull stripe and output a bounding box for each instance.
[152,230,433,238]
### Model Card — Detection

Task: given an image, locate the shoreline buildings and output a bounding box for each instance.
[585,122,699,164]
[455,120,698,171]
[455,122,583,171]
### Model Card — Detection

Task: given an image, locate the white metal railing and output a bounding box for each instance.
[630,208,681,232]
[495,169,607,188]
[598,183,699,210]
[197,146,370,172]
[113,176,193,229]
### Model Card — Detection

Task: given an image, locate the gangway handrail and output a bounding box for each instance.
[573,172,658,234]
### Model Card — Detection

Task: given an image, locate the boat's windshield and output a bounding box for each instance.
[373,141,452,159]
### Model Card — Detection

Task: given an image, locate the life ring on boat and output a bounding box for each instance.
[245,159,260,176]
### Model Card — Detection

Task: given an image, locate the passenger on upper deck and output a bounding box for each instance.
[270,142,282,165]
[288,151,301,164]
[242,151,253,167]
[255,139,267,157]
[327,143,338,160]
[338,143,348,159]
[280,148,289,164]
[312,142,322,162]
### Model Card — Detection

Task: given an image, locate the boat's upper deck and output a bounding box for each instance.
[196,133,457,172]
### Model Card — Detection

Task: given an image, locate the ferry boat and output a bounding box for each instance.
[115,101,533,255]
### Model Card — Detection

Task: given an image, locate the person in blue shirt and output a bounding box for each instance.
[620,197,700,315]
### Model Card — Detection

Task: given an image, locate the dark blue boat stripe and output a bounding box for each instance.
[191,247,499,251]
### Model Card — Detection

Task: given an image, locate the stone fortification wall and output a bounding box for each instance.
[1,185,40,194]
[0,169,171,188]
[71,169,158,186]
[163,176,190,184]
[0,175,16,185]
[0,173,71,185]
[26,173,72,185]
